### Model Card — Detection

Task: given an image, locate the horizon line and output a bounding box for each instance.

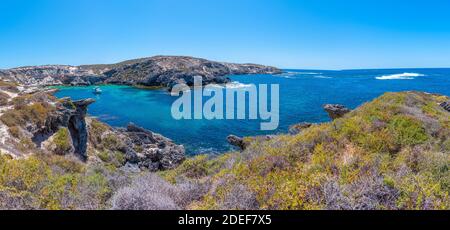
[1,54,450,71]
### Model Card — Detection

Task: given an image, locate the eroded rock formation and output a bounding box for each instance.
[33,98,95,159]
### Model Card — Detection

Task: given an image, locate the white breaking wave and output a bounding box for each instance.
[376,72,424,80]
[296,72,322,75]
[274,71,323,79]
[209,81,253,89]
[225,81,253,89]
[196,147,219,154]
[314,75,332,79]
[274,72,298,78]
[274,74,296,79]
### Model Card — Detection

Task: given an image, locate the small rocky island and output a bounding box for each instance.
[0,56,281,89]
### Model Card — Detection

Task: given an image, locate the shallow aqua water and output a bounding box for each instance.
[54,69,450,154]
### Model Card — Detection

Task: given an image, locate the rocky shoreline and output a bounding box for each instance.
[0,81,185,171]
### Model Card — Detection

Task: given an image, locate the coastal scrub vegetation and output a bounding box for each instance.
[162,91,450,210]
[0,91,449,210]
[0,101,54,128]
[0,80,18,93]
[0,92,68,157]
[0,151,132,210]
[52,128,73,155]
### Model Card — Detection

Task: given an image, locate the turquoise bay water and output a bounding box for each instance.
[54,69,450,154]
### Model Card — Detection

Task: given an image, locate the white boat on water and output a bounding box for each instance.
[93,87,102,94]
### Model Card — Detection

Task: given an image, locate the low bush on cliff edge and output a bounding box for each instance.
[0,102,54,128]
[0,81,18,93]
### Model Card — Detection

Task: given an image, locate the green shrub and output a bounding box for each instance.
[422,102,441,117]
[0,156,51,192]
[394,173,448,210]
[102,134,124,150]
[37,153,85,174]
[389,115,428,146]
[16,137,36,153]
[11,96,27,109]
[39,174,80,210]
[8,126,21,138]
[0,102,54,128]
[57,98,76,109]
[0,111,20,127]
[133,145,144,153]
[113,151,126,167]
[85,172,111,203]
[0,81,18,92]
[98,151,111,162]
[160,154,232,183]
[443,139,450,152]
[0,91,10,106]
[88,119,109,145]
[53,128,72,155]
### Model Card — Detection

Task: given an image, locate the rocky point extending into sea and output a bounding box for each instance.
[0,55,281,89]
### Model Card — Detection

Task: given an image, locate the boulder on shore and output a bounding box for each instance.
[440,101,450,112]
[227,135,247,151]
[323,104,351,120]
[289,122,313,135]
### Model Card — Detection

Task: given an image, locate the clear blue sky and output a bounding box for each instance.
[1,0,450,69]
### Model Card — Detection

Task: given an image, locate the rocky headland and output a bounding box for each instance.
[0,56,281,89]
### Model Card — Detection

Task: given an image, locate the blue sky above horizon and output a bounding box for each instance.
[1,0,450,70]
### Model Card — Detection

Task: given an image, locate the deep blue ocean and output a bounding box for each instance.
[54,69,450,154]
